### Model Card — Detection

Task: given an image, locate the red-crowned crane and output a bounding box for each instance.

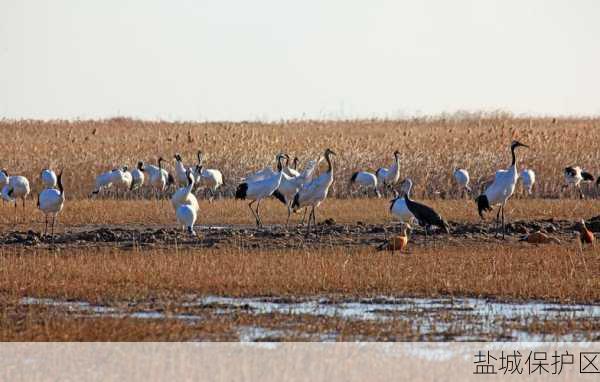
[350,171,381,198]
[236,153,286,227]
[562,166,594,199]
[291,148,336,235]
[375,150,401,193]
[520,168,535,195]
[452,168,471,198]
[475,140,529,238]
[38,169,65,240]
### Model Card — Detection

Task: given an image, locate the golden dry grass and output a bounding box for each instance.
[1,244,598,304]
[1,117,600,199]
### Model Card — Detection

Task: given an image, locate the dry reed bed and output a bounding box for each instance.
[1,244,598,304]
[1,118,600,199]
[1,199,599,231]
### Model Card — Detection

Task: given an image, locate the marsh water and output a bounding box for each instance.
[21,295,600,341]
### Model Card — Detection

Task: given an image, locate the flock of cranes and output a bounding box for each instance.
[0,141,598,241]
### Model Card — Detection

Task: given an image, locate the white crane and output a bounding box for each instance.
[40,168,58,189]
[38,169,65,240]
[1,172,31,210]
[291,148,336,235]
[174,169,199,236]
[376,150,401,193]
[172,165,200,213]
[174,153,189,187]
[562,166,594,199]
[91,168,116,197]
[520,168,535,195]
[145,157,174,198]
[235,153,286,227]
[130,161,145,192]
[272,155,319,225]
[452,168,471,198]
[194,151,223,201]
[475,140,529,238]
[111,166,132,198]
[350,171,380,198]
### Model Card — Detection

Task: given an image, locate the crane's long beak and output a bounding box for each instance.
[519,143,530,149]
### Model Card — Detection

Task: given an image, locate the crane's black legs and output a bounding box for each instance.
[286,205,292,227]
[44,215,48,236]
[501,203,506,239]
[248,201,260,227]
[495,205,502,234]
[256,200,263,227]
[300,208,308,225]
[306,206,316,236]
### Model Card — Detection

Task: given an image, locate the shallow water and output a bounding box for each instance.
[20,295,600,341]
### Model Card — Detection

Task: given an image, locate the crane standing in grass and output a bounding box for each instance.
[236,153,286,227]
[562,166,594,199]
[291,148,336,235]
[130,161,145,192]
[475,140,529,238]
[520,168,535,196]
[38,169,65,240]
[174,169,199,236]
[376,150,401,194]
[1,172,31,211]
[194,151,223,202]
[272,156,318,226]
[452,168,471,198]
[350,171,380,198]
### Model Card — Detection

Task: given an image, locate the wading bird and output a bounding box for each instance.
[1,173,31,210]
[40,168,57,189]
[376,150,401,193]
[172,165,201,212]
[38,169,65,240]
[520,168,535,195]
[145,157,174,198]
[291,148,336,235]
[350,171,380,198]
[130,161,145,192]
[577,219,595,248]
[453,168,471,198]
[91,169,115,197]
[400,178,450,236]
[389,183,415,224]
[113,166,132,198]
[272,156,318,226]
[236,153,286,227]
[174,153,189,187]
[194,151,223,201]
[377,223,410,253]
[475,140,529,238]
[174,169,199,236]
[562,166,594,199]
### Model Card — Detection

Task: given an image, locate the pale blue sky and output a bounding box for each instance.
[1,0,599,120]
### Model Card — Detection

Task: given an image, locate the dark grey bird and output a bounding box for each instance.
[400,178,450,236]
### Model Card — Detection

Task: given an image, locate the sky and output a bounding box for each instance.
[1,0,599,121]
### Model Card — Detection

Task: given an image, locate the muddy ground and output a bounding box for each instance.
[1,216,598,250]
